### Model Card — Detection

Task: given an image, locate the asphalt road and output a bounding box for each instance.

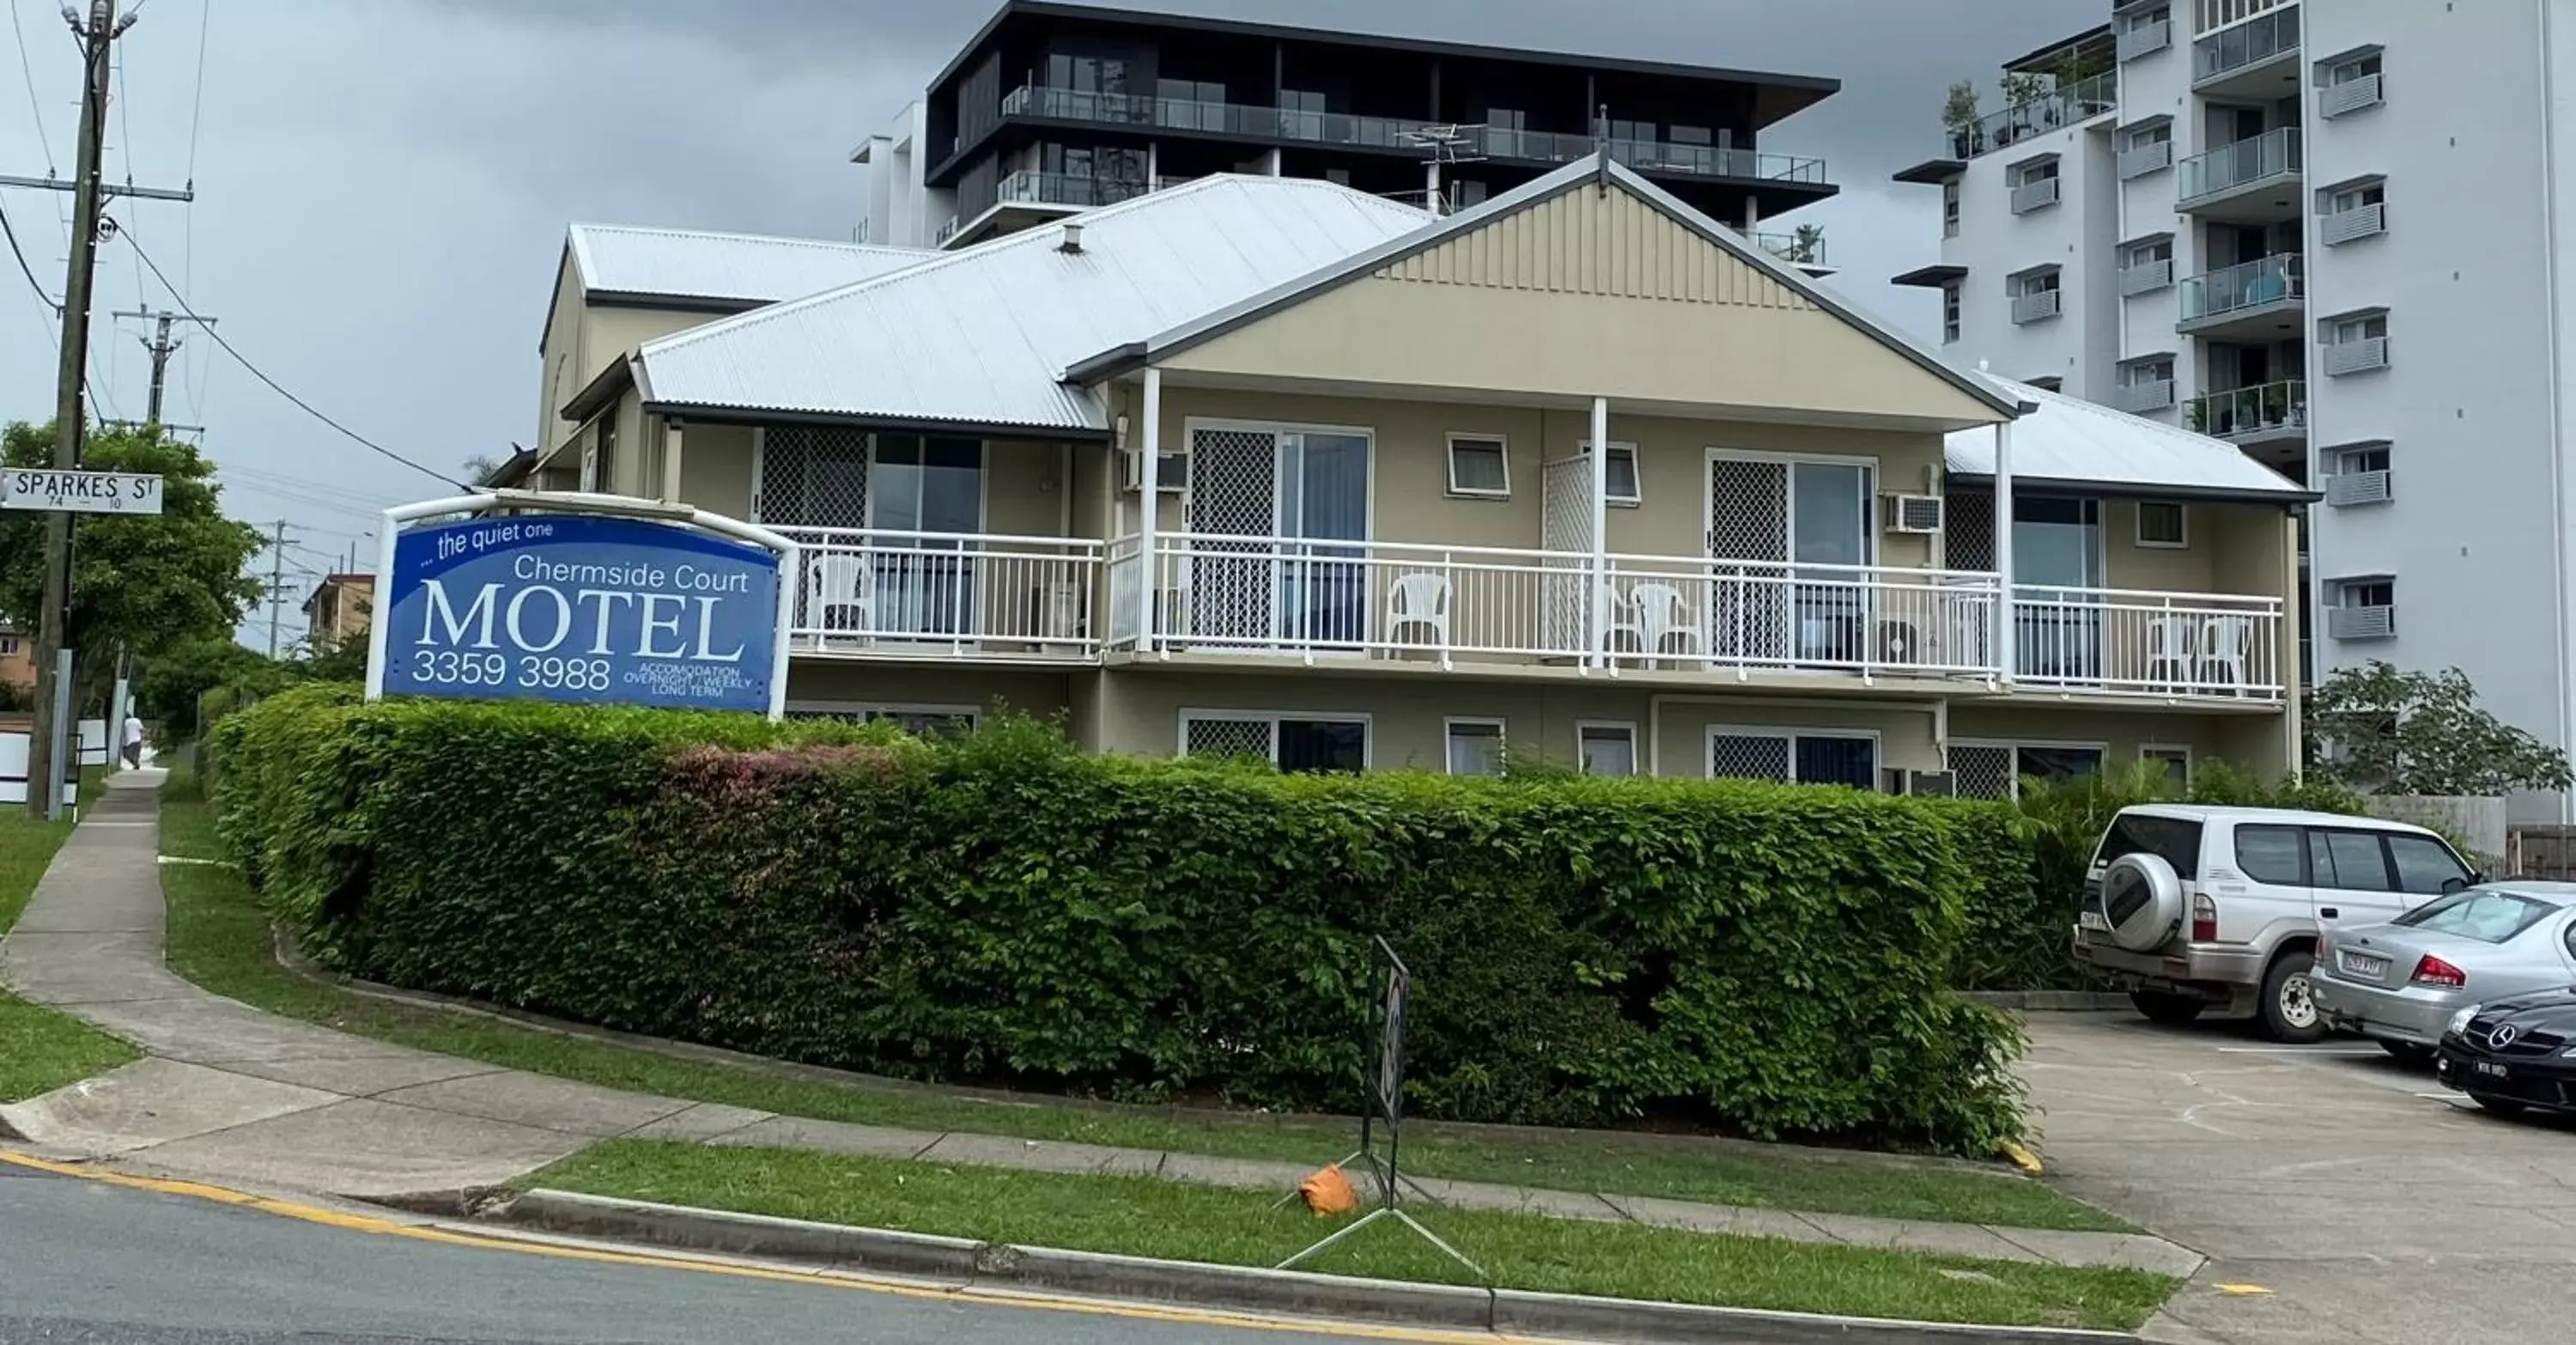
[0,1165,1370,1345]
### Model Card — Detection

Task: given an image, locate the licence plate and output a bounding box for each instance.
[2079,911,2111,933]
[2475,1061,2511,1080]
[2337,951,2390,977]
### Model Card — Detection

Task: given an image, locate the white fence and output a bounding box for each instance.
[2012,587,2287,698]
[775,527,1103,659]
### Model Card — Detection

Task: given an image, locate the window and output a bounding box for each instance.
[1445,435,1510,497]
[1445,719,1505,776]
[1941,281,1963,344]
[2123,119,2173,149]
[1710,729,1878,788]
[788,704,980,738]
[2328,180,2385,214]
[2312,828,2395,892]
[2142,745,2192,789]
[2327,52,2383,82]
[1942,180,1960,237]
[0,636,17,656]
[1182,713,1367,774]
[2234,824,2306,885]
[2330,312,2388,344]
[1577,722,1637,776]
[2100,812,2207,875]
[2334,442,2391,475]
[2136,500,2189,548]
[589,412,618,493]
[2123,236,2174,268]
[2396,891,2552,944]
[2341,578,2394,609]
[2009,267,2063,323]
[1948,742,2107,800]
[1582,441,1641,504]
[2386,835,2475,896]
[2123,356,2176,386]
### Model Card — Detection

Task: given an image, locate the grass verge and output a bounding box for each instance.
[161,764,2130,1234]
[532,1141,2176,1331]
[2,766,140,1103]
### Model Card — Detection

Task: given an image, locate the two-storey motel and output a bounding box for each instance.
[520,158,2312,797]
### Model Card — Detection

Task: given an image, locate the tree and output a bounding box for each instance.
[2307,661,2574,797]
[462,453,503,486]
[295,632,369,683]
[1941,80,1982,155]
[132,636,291,740]
[0,422,267,713]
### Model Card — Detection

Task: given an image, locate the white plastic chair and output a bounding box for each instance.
[1628,581,1702,664]
[808,551,875,643]
[2144,615,2199,691]
[2202,613,2253,693]
[1596,587,1643,657]
[1385,571,1453,651]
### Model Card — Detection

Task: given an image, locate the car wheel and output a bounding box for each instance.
[2258,951,2328,1044]
[2130,990,2206,1025]
[2378,1040,2436,1068]
[2470,1092,2530,1118]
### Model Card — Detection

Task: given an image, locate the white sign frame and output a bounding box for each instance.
[1,469,165,515]
[362,490,799,721]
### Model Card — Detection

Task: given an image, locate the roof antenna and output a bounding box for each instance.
[1594,104,1613,193]
[1058,220,1084,254]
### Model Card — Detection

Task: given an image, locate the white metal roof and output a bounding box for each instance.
[1946,375,2315,502]
[565,224,930,307]
[633,177,1431,433]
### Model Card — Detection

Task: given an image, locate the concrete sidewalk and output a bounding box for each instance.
[0,773,2199,1278]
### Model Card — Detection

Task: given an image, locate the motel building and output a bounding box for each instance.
[519,155,2308,796]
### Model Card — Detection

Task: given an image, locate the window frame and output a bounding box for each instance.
[2333,441,2392,475]
[1576,720,1638,776]
[1443,433,1512,499]
[1707,726,1883,788]
[1947,738,2112,800]
[2136,499,2190,549]
[2122,235,2175,268]
[2311,826,2399,893]
[2233,823,2308,886]
[2121,355,2178,387]
[1579,440,1643,506]
[1443,716,1508,777]
[2384,833,2475,897]
[1178,709,1374,771]
[1941,281,1963,344]
[2339,577,2396,610]
[2141,743,2193,789]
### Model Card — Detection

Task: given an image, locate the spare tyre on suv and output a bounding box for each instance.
[2072,805,2480,1042]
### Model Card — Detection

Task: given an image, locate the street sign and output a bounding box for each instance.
[376,511,786,715]
[0,468,163,514]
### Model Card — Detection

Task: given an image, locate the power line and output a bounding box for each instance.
[0,198,56,313]
[182,0,204,181]
[119,223,465,489]
[219,460,409,507]
[7,0,53,175]
[178,0,206,418]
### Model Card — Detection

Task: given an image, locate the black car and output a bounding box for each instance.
[2437,988,2576,1117]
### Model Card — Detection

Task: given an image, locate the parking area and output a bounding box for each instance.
[2022,1012,2576,1344]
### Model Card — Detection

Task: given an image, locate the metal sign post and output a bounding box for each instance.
[1277,937,1483,1279]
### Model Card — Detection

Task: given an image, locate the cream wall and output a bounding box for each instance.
[787,663,1072,721]
[1947,705,2293,783]
[1651,697,1943,777]
[2099,498,2297,598]
[678,423,756,520]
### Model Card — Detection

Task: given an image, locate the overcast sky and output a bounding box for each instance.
[0,0,2090,647]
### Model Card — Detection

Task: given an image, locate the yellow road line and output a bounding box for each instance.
[0,1149,1507,1342]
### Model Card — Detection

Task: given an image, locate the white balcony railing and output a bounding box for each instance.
[1119,534,2004,679]
[2113,379,2177,413]
[2118,18,2172,62]
[2320,202,2385,246]
[777,527,1104,659]
[2186,378,2306,441]
[2321,73,2383,119]
[2194,4,2299,86]
[2178,126,2300,207]
[2118,140,2173,179]
[2119,259,2174,296]
[2013,588,2287,697]
[2011,288,2063,323]
[2010,176,2062,213]
[2326,469,2391,507]
[2324,337,2390,376]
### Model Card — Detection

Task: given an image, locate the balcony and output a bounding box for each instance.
[2011,288,2063,324]
[2186,379,2306,448]
[2321,72,2384,118]
[2327,604,2395,642]
[2177,253,2304,338]
[2194,5,2301,99]
[2325,468,2391,507]
[780,527,1104,660]
[1946,71,2118,159]
[994,83,1829,188]
[2118,139,2172,180]
[2118,17,2172,62]
[2014,588,2287,699]
[2010,175,2062,214]
[997,169,1151,210]
[2177,127,2303,221]
[2319,200,2385,246]
[2119,258,2173,296]
[1748,228,1830,271]
[2323,336,2390,376]
[2113,378,2177,413]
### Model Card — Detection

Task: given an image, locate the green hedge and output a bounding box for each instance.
[212,687,2034,1152]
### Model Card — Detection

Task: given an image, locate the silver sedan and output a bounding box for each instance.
[2312,883,2576,1062]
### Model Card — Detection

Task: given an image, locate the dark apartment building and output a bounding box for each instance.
[855,0,1840,261]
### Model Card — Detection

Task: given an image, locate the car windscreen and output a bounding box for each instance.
[2093,813,2203,877]
[2392,891,2561,943]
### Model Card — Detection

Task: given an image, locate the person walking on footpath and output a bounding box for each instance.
[122,711,144,770]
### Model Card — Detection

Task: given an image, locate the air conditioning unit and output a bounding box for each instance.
[1909,771,1959,798]
[1123,448,1190,493]
[1880,493,1944,534]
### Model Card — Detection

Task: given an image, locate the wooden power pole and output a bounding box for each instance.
[26,0,122,819]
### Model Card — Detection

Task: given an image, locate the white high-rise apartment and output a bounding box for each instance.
[1897,0,2576,820]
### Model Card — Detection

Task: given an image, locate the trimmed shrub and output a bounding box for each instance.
[216,693,2032,1153]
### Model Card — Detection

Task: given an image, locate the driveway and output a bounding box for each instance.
[2021,1013,2576,1345]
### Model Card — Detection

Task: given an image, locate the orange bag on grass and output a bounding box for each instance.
[1297,1163,1358,1216]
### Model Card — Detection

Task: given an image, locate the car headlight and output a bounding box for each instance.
[2447,1004,2481,1038]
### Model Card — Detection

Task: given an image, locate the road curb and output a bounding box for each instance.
[492,1189,2146,1344]
[1966,991,2133,1013]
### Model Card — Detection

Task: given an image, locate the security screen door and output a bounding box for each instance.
[1707,456,1872,662]
[1189,428,1368,648]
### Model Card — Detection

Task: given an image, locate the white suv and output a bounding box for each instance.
[2073,805,2480,1042]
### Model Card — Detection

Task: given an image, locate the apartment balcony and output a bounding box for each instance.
[2177,127,2302,221]
[1105,535,2285,702]
[2010,176,2062,214]
[939,168,1159,249]
[2112,379,2176,414]
[2176,253,2304,339]
[2117,17,2172,62]
[1747,228,1832,274]
[2193,4,2301,100]
[2327,604,2395,642]
[2119,258,2173,296]
[781,527,1104,661]
[2185,379,2306,449]
[1945,71,2118,160]
[2014,588,2287,700]
[2325,468,2391,508]
[2011,288,2063,324]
